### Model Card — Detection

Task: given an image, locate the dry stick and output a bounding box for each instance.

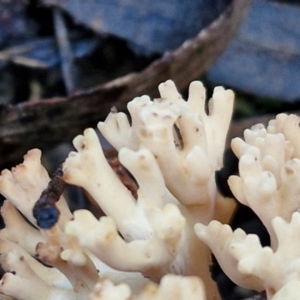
[33,166,65,229]
[53,8,75,95]
[0,44,47,68]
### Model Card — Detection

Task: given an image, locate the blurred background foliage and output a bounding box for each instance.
[1,0,299,120]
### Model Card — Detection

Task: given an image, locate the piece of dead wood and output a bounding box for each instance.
[0,0,249,169]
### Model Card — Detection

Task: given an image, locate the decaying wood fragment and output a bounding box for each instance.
[33,166,65,229]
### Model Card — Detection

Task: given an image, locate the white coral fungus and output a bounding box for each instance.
[3,80,300,299]
[196,113,300,299]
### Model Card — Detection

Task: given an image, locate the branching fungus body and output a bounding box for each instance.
[0,81,299,300]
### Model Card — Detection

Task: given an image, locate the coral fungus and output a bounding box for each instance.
[0,80,299,299]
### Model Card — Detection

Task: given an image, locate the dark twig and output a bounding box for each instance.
[33,166,65,229]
